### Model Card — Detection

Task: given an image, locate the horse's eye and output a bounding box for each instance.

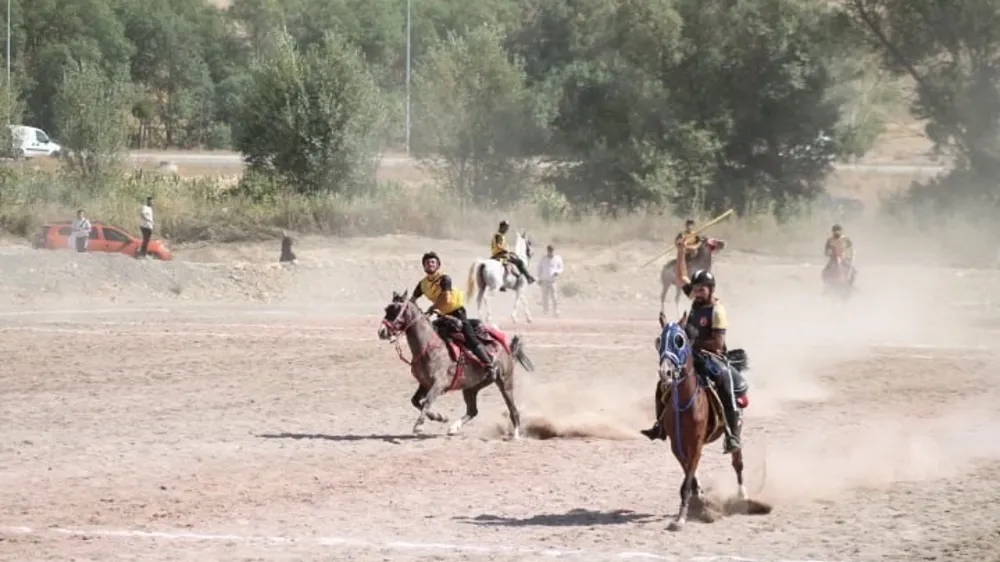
[673,334,685,349]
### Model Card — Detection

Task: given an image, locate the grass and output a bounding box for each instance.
[0,157,996,268]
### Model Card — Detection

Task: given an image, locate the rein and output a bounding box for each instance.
[381,305,441,369]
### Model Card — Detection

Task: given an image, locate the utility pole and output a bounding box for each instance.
[404,0,411,155]
[6,0,10,123]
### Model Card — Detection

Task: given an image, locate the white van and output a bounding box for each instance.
[8,125,62,158]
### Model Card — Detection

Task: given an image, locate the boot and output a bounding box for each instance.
[717,385,742,453]
[513,259,535,284]
[640,384,667,441]
[469,343,497,382]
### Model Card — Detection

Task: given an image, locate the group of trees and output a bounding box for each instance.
[4,0,1000,216]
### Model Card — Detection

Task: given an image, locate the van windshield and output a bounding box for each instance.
[35,130,49,143]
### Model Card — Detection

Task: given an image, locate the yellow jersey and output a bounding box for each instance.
[416,272,465,315]
[491,232,508,258]
[825,235,853,261]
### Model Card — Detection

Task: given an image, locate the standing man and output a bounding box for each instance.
[536,244,564,317]
[139,196,154,258]
[71,209,91,253]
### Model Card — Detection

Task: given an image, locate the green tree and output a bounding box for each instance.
[413,25,552,204]
[52,60,133,184]
[235,30,385,197]
[841,0,1000,207]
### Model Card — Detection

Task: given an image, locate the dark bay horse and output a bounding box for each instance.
[659,238,725,315]
[654,312,754,530]
[377,291,535,438]
[821,248,857,301]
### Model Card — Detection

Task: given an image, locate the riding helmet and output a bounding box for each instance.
[421,251,440,265]
[832,223,842,232]
[499,220,509,228]
[691,269,715,288]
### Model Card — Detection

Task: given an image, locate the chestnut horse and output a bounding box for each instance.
[654,312,751,530]
[377,291,535,438]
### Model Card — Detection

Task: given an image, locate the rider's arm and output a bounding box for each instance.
[410,282,424,303]
[824,237,832,257]
[675,238,692,288]
[493,233,507,252]
[707,303,729,353]
[435,275,455,309]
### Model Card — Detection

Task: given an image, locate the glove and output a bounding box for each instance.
[424,306,436,316]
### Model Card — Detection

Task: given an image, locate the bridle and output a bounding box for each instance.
[381,300,441,367]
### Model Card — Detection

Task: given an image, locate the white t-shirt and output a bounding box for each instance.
[536,254,564,282]
[140,204,154,229]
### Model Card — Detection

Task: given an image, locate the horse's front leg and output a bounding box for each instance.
[732,448,747,501]
[412,380,449,434]
[668,471,696,531]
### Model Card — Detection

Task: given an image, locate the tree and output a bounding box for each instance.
[413,25,552,204]
[840,0,1000,207]
[52,60,133,184]
[235,30,385,197]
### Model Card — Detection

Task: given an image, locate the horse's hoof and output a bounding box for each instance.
[412,424,425,435]
[447,421,464,435]
[511,427,521,440]
[667,520,684,532]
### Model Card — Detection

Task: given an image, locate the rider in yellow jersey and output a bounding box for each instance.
[491,220,536,290]
[823,224,856,285]
[410,251,498,380]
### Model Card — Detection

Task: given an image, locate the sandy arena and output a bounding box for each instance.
[1,235,998,561]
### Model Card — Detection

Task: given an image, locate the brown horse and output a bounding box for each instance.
[659,238,725,315]
[822,248,857,300]
[654,312,751,531]
[377,291,535,438]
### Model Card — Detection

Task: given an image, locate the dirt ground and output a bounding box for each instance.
[1,235,999,562]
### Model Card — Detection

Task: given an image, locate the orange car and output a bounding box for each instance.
[32,221,173,260]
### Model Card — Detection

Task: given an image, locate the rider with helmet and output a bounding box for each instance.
[823,224,855,285]
[491,220,536,290]
[642,237,743,453]
[410,252,498,380]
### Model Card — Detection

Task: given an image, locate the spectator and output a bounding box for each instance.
[279,232,297,264]
[71,209,91,253]
[536,244,564,317]
[139,196,154,258]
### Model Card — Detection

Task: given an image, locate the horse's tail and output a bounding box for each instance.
[509,335,535,373]
[467,260,480,297]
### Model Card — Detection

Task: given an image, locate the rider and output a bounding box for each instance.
[410,252,498,381]
[823,224,855,285]
[641,238,743,453]
[491,220,536,290]
[674,218,702,259]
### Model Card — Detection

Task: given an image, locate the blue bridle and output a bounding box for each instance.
[657,322,692,377]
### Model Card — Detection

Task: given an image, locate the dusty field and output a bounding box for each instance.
[1,236,999,562]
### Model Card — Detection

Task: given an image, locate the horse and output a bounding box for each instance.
[466,230,534,325]
[377,291,535,438]
[659,238,725,316]
[821,248,857,301]
[654,312,759,531]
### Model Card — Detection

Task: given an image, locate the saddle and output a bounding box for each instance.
[431,316,509,366]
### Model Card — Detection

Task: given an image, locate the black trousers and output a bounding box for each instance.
[139,227,152,257]
[75,236,87,253]
[446,307,492,365]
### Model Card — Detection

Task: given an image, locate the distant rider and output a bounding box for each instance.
[642,238,743,453]
[491,220,536,290]
[823,224,855,286]
[410,252,498,381]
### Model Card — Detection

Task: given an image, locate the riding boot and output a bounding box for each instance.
[640,382,667,441]
[468,340,497,381]
[511,257,536,284]
[715,375,742,453]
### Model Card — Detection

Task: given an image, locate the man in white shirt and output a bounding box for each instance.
[71,209,91,253]
[536,244,564,317]
[139,196,154,258]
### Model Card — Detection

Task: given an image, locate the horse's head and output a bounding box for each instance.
[654,311,696,384]
[378,290,421,340]
[515,230,532,262]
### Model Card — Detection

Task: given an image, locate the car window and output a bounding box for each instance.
[102,227,131,243]
[89,228,100,240]
[57,226,72,236]
[35,130,49,143]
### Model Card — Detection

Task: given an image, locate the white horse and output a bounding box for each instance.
[466,230,534,325]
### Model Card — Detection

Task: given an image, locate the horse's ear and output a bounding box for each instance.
[658,311,666,328]
[392,290,400,299]
[678,310,688,326]
[401,289,409,301]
